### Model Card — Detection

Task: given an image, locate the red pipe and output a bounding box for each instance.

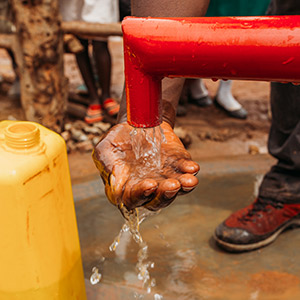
[122,16,300,128]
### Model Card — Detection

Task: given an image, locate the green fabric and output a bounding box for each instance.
[206,0,271,17]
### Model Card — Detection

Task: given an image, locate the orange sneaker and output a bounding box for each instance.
[84,104,104,124]
[103,98,120,117]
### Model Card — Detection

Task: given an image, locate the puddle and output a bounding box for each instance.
[76,173,300,300]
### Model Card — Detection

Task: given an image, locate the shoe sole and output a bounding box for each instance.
[214,218,300,252]
[188,94,213,107]
[214,98,247,120]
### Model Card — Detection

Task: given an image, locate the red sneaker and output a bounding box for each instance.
[214,198,300,252]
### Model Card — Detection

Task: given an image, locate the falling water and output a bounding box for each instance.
[116,208,155,280]
[114,126,165,298]
[108,205,164,298]
[91,125,166,298]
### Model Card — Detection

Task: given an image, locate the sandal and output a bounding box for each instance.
[103,98,120,117]
[84,104,104,124]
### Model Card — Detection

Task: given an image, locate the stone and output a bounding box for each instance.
[61,130,71,142]
[93,122,111,132]
[249,144,260,155]
[66,140,77,153]
[64,123,72,131]
[70,128,88,142]
[76,140,94,152]
[92,136,102,146]
[73,120,87,130]
[83,126,101,135]
[174,126,192,148]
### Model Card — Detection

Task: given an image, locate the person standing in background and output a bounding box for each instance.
[60,0,120,124]
[185,0,271,119]
[214,0,300,252]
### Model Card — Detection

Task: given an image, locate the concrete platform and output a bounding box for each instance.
[73,154,300,300]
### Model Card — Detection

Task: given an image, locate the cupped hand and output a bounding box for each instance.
[93,121,200,211]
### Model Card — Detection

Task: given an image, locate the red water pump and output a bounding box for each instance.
[122,16,300,127]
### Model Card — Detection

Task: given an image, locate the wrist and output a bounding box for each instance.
[162,99,176,128]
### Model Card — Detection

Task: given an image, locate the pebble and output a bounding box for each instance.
[93,122,111,132]
[61,121,109,153]
[76,140,94,152]
[248,144,260,155]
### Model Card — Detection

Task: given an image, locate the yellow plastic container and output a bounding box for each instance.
[0,121,86,299]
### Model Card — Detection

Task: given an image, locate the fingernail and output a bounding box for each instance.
[164,190,178,199]
[144,187,156,197]
[182,186,195,192]
[110,174,115,186]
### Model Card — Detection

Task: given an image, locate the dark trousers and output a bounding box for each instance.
[258,0,300,203]
[259,83,300,203]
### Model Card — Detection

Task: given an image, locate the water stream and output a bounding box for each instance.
[110,206,160,296]
[91,126,166,299]
[129,126,166,178]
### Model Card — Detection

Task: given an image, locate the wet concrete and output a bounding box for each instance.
[73,155,300,300]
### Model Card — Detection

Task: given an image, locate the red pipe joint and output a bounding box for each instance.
[122,16,300,127]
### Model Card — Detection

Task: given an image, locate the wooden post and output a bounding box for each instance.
[10,0,68,132]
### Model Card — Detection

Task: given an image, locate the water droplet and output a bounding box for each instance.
[159,233,165,240]
[240,22,253,29]
[231,69,237,75]
[150,278,156,287]
[90,267,102,285]
[282,57,295,65]
[134,292,144,299]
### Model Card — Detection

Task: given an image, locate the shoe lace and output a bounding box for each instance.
[239,198,284,223]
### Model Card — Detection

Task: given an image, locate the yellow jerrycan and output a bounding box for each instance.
[0,121,86,299]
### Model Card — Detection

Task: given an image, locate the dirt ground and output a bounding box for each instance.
[0,38,271,180]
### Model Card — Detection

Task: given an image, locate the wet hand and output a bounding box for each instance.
[93,121,200,211]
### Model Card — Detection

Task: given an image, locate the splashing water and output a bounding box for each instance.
[110,205,163,299]
[90,256,105,285]
[90,267,102,285]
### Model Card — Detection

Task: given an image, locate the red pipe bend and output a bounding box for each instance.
[122,16,300,127]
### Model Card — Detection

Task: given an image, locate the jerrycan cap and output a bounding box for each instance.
[4,121,45,154]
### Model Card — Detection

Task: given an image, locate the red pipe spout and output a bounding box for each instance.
[122,16,300,128]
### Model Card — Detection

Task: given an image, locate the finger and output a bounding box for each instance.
[93,123,131,175]
[108,164,130,205]
[132,179,158,199]
[122,179,158,210]
[93,138,122,183]
[178,173,199,192]
[175,158,200,175]
[145,178,181,211]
